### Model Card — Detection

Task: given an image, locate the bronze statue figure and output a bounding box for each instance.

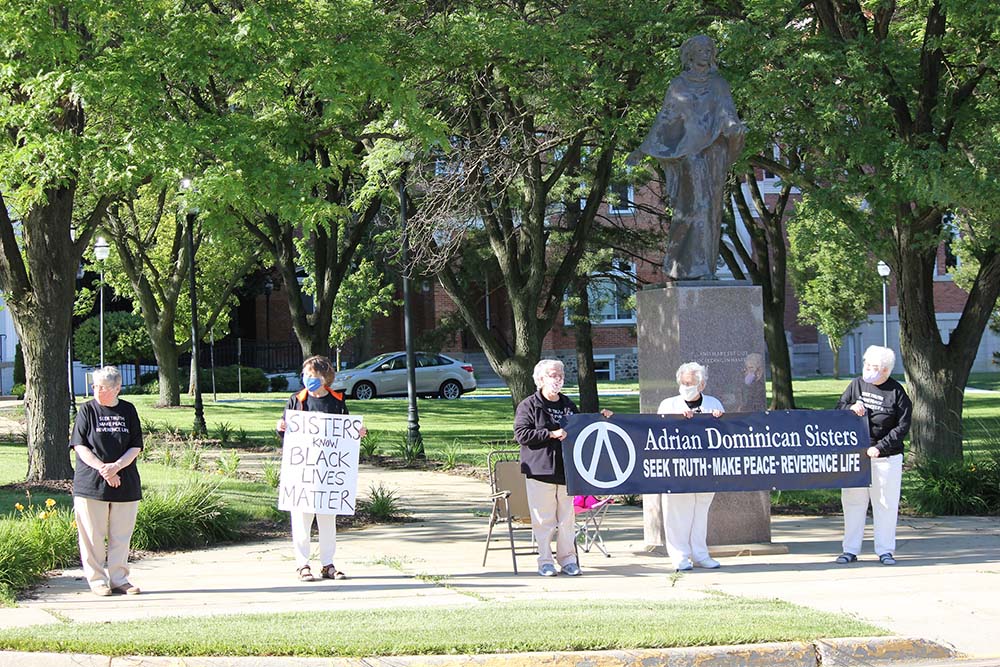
[628,35,746,281]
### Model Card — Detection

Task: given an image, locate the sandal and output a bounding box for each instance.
[834,552,857,564]
[879,553,897,565]
[297,565,315,582]
[320,564,346,580]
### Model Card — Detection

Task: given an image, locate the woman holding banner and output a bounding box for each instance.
[657,362,725,571]
[277,355,366,582]
[835,345,911,566]
[514,359,612,577]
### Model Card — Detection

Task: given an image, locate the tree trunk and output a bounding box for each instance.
[20,314,74,481]
[571,275,599,413]
[763,298,795,409]
[152,337,180,407]
[500,355,537,407]
[894,224,1000,462]
[830,338,841,380]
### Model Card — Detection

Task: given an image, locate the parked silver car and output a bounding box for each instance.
[332,352,477,400]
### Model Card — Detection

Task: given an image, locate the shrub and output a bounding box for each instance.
[393,433,424,467]
[13,342,25,386]
[357,483,407,521]
[269,374,289,392]
[0,497,78,603]
[909,452,1000,516]
[199,365,267,393]
[359,431,381,461]
[216,450,241,477]
[440,441,462,470]
[261,460,281,489]
[9,384,25,399]
[131,483,239,551]
[213,421,234,446]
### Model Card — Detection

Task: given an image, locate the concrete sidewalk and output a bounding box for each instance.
[3,464,999,663]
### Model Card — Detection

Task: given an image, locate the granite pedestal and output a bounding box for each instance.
[637,282,772,548]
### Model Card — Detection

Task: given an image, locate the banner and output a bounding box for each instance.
[278,410,363,515]
[562,410,871,495]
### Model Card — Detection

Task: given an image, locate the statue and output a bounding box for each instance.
[628,35,746,281]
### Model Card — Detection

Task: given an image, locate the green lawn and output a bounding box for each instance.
[0,441,279,524]
[0,597,885,657]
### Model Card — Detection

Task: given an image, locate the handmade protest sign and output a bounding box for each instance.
[278,409,363,515]
[562,410,870,496]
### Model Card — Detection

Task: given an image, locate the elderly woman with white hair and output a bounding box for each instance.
[656,361,724,571]
[835,345,912,566]
[70,366,144,596]
[514,359,612,577]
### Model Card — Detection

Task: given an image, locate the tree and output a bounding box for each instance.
[0,3,154,480]
[787,196,880,379]
[328,258,397,369]
[73,311,154,379]
[101,184,259,406]
[729,0,1000,460]
[401,0,697,403]
[720,168,798,408]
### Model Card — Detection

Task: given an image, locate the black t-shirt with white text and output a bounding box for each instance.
[836,377,912,457]
[70,399,143,501]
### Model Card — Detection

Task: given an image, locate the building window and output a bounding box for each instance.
[608,183,634,215]
[565,259,637,325]
[593,354,616,381]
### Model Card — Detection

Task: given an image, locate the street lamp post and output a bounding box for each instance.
[877,260,891,347]
[399,165,422,455]
[94,237,110,367]
[181,179,206,435]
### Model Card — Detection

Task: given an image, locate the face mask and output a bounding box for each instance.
[678,384,700,401]
[543,378,564,394]
[862,369,881,384]
[744,372,757,386]
[303,375,324,392]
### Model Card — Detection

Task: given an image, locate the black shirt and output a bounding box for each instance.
[513,391,578,484]
[836,376,912,457]
[284,389,350,416]
[70,399,143,502]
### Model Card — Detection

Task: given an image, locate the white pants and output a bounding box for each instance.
[662,492,715,566]
[524,478,577,568]
[73,497,140,590]
[841,454,903,556]
[290,511,337,568]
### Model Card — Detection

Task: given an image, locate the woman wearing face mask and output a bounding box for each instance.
[514,359,612,577]
[834,345,911,566]
[276,355,366,582]
[656,362,724,571]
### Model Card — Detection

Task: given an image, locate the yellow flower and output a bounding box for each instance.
[37,511,48,520]
[14,503,24,512]
[45,498,56,508]
[70,520,77,529]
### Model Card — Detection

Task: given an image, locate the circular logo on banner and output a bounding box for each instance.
[572,421,636,489]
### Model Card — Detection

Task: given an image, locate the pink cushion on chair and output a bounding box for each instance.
[574,495,600,510]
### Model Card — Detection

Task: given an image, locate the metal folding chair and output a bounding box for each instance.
[574,495,614,557]
[482,450,536,574]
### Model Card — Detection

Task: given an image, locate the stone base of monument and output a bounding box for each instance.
[637,281,774,549]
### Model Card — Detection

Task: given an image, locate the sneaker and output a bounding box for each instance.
[538,563,558,577]
[561,562,582,576]
[694,558,721,569]
[835,552,858,564]
[91,584,112,597]
[879,553,897,566]
[674,558,693,571]
[111,583,141,595]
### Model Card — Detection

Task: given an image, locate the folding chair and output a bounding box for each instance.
[482,450,536,574]
[574,495,614,557]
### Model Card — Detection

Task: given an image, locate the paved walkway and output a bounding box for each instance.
[3,464,999,661]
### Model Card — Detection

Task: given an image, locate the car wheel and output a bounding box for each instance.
[353,381,376,400]
[439,379,462,400]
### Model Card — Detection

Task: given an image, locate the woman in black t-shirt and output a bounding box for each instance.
[70,366,143,596]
